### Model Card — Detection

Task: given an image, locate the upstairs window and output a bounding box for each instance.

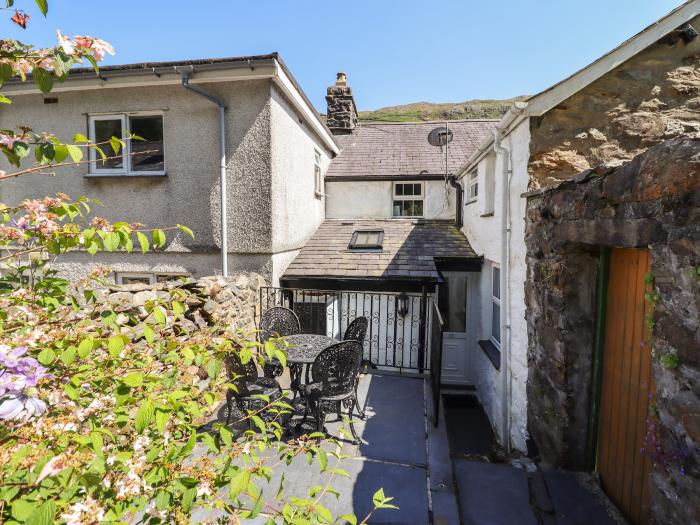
[88,113,164,175]
[314,149,323,197]
[467,170,478,203]
[393,182,424,217]
[348,230,384,250]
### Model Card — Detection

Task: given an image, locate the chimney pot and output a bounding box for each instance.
[336,72,347,86]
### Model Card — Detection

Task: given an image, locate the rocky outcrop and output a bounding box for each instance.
[524,135,700,524]
[529,16,700,189]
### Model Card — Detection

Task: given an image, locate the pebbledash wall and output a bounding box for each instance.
[325,179,456,220]
[0,77,332,284]
[525,135,699,525]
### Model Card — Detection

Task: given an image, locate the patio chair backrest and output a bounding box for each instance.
[310,341,362,398]
[223,351,258,396]
[259,306,301,342]
[343,316,368,344]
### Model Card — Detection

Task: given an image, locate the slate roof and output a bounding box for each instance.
[283,219,479,282]
[326,120,497,179]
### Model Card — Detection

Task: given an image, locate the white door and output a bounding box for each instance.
[438,271,475,385]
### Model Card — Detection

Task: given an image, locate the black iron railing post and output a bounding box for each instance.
[417,285,428,373]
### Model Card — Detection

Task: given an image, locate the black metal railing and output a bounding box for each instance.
[259,286,434,372]
[430,300,444,426]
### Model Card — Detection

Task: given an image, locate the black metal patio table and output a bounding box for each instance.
[284,334,338,398]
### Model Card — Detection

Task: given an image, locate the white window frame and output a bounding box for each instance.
[392,181,425,218]
[115,272,155,285]
[490,264,501,348]
[314,149,323,198]
[467,170,478,203]
[88,111,165,176]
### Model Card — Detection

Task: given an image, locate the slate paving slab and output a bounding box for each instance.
[453,460,538,525]
[542,470,622,525]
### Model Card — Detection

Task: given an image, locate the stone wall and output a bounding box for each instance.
[325,73,358,135]
[528,16,700,189]
[95,272,266,335]
[524,135,699,524]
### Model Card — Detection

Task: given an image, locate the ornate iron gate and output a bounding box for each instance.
[259,286,434,372]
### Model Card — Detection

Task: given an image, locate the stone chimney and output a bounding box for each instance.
[326,72,358,135]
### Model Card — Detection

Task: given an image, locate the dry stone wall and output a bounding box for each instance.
[525,135,699,524]
[529,17,700,189]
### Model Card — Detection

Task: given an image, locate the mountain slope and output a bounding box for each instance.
[357,96,528,122]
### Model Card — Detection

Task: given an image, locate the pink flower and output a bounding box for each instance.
[90,38,114,62]
[0,134,17,149]
[36,454,67,482]
[56,31,74,54]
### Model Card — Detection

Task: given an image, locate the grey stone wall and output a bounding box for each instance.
[528,16,700,190]
[325,74,358,135]
[524,135,699,524]
[95,272,267,335]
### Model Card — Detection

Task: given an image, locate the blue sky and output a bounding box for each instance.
[6,0,683,111]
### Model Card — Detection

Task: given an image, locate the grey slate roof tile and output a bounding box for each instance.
[283,219,479,281]
[327,120,496,179]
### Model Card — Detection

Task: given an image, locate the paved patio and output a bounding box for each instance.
[192,372,624,524]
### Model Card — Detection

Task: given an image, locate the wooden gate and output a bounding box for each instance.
[597,248,654,524]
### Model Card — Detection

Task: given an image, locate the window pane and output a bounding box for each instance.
[130,115,164,172]
[473,182,478,197]
[356,232,368,245]
[94,119,124,169]
[121,275,152,285]
[413,200,423,216]
[492,267,500,298]
[414,183,422,196]
[393,201,402,216]
[492,302,501,343]
[395,184,404,196]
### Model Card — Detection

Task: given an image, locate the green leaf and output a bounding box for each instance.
[66,144,83,162]
[172,300,184,319]
[317,448,328,471]
[182,486,197,512]
[177,224,194,238]
[143,324,155,343]
[155,409,169,433]
[340,515,358,525]
[109,135,123,155]
[73,133,90,143]
[60,346,77,365]
[53,143,69,163]
[102,231,119,252]
[135,399,155,434]
[11,499,34,521]
[206,358,221,379]
[33,67,53,94]
[123,372,143,387]
[372,488,399,510]
[0,93,11,104]
[107,335,126,358]
[153,305,166,326]
[34,0,48,15]
[152,229,166,249]
[37,348,56,365]
[219,425,233,447]
[26,500,56,525]
[229,469,250,501]
[135,231,149,254]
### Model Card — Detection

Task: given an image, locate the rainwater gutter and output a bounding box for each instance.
[493,101,527,453]
[179,68,229,277]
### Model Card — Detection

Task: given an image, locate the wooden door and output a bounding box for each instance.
[597,248,654,524]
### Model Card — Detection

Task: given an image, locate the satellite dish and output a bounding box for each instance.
[427,126,453,147]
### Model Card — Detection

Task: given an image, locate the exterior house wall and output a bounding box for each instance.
[460,120,530,452]
[528,13,700,189]
[325,180,455,219]
[0,79,329,283]
[269,86,332,283]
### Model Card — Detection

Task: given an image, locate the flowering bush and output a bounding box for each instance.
[0,2,395,523]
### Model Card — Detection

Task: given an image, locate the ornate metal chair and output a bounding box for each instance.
[259,306,301,378]
[223,351,282,428]
[343,317,369,418]
[301,340,363,444]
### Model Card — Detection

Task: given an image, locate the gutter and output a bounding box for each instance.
[179,69,229,277]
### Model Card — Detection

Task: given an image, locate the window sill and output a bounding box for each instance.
[465,198,478,206]
[480,211,494,217]
[478,339,501,370]
[85,173,167,179]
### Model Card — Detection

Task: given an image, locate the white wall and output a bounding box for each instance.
[459,120,530,453]
[325,180,455,220]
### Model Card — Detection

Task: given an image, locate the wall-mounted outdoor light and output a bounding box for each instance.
[397,292,410,317]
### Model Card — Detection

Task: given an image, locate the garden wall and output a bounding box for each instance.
[524,135,699,524]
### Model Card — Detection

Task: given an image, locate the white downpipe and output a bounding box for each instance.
[180,71,229,277]
[494,128,512,453]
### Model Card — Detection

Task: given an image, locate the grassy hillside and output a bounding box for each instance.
[357,96,528,122]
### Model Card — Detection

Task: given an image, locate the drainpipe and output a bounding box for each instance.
[493,103,526,453]
[179,69,229,277]
[448,176,463,228]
